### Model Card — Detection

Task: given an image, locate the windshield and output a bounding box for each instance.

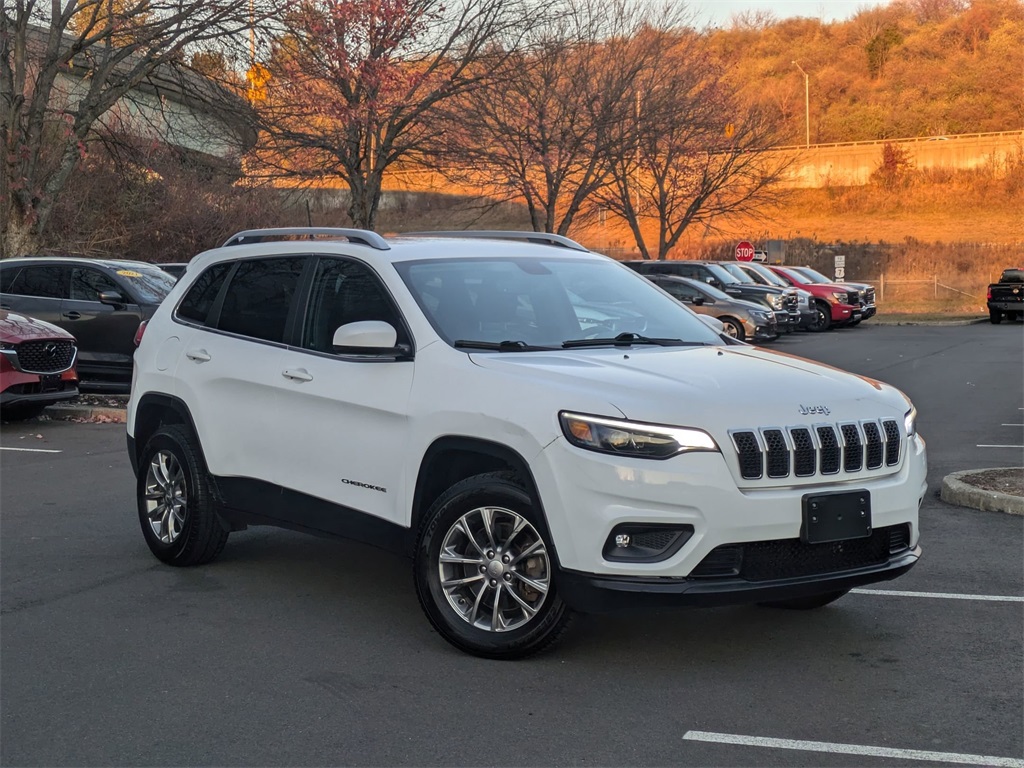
[719,263,753,282]
[706,264,739,285]
[114,265,177,303]
[396,257,723,349]
[794,267,833,283]
[744,263,789,287]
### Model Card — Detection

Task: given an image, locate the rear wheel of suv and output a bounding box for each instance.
[990,309,1003,324]
[759,589,849,610]
[719,317,745,341]
[137,424,228,566]
[808,301,832,332]
[414,471,573,659]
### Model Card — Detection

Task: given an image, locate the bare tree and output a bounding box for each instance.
[432,0,679,235]
[250,0,532,230]
[1,0,265,257]
[599,31,789,260]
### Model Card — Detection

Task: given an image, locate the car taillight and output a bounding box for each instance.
[987,287,992,300]
[134,321,147,347]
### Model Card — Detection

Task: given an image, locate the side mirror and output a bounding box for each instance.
[699,315,725,332]
[692,296,705,306]
[332,320,406,355]
[98,290,126,309]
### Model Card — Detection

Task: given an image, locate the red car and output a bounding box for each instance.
[766,265,863,332]
[0,310,79,421]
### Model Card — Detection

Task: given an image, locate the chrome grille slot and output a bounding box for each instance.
[840,423,863,472]
[863,421,884,469]
[762,428,790,478]
[732,431,763,480]
[883,420,901,465]
[816,426,841,474]
[790,427,816,477]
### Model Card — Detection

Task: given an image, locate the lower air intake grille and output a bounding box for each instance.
[691,525,908,582]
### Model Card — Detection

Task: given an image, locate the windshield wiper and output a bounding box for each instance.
[454,339,556,352]
[561,332,706,348]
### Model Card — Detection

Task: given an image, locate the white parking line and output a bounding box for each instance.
[977,444,1024,449]
[0,446,62,454]
[852,588,1023,602]
[682,731,1024,766]
[1001,424,1024,427]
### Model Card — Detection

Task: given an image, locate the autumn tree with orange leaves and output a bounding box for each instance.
[252,0,532,229]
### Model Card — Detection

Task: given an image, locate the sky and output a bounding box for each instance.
[690,0,882,28]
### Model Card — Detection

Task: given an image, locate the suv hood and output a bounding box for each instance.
[470,345,907,427]
[0,310,75,343]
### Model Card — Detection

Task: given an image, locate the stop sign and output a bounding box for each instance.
[735,241,755,261]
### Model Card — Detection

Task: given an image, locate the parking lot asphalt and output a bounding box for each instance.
[1,324,1022,767]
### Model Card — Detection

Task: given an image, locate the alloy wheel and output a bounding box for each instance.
[143,450,188,544]
[437,506,550,632]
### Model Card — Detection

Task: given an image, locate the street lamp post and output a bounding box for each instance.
[792,61,809,148]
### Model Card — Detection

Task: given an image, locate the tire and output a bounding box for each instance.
[414,471,573,659]
[990,309,1003,324]
[807,302,832,333]
[720,317,746,341]
[137,424,228,566]
[0,403,46,422]
[759,589,849,610]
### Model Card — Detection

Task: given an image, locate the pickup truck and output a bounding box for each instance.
[988,269,1023,324]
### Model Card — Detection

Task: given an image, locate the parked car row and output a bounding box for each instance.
[626,259,878,338]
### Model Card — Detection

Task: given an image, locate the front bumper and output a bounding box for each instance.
[1,384,79,408]
[558,547,919,612]
[830,302,859,323]
[860,304,877,320]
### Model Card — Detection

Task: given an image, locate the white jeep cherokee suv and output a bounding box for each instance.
[127,228,926,658]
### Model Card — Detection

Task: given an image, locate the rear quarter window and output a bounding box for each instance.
[176,263,233,325]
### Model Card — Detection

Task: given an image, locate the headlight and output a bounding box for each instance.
[748,309,768,319]
[831,291,848,303]
[904,405,917,437]
[559,412,719,459]
[767,294,784,309]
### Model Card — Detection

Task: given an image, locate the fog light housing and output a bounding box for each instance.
[603,524,694,563]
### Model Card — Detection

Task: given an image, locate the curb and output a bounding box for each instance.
[940,468,1024,515]
[46,405,127,424]
[872,318,987,327]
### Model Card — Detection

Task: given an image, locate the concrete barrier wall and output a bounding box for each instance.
[771,131,1024,188]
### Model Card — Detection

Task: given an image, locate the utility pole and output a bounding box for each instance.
[792,61,809,148]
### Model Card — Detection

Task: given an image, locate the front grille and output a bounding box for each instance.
[783,294,798,310]
[732,419,904,481]
[847,291,860,306]
[864,288,876,305]
[691,524,908,582]
[15,340,76,373]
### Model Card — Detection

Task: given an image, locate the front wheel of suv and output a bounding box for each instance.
[137,424,228,566]
[414,471,573,659]
[807,302,832,332]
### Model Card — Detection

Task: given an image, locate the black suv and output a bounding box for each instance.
[0,257,176,390]
[625,261,800,332]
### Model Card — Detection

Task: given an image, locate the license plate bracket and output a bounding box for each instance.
[801,490,871,544]
[38,374,61,393]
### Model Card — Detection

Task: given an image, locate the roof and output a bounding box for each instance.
[1,256,169,271]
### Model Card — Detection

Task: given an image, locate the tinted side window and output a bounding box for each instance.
[6,265,69,298]
[663,282,698,301]
[0,266,22,292]
[217,258,306,343]
[177,263,232,325]
[302,258,407,353]
[71,268,119,301]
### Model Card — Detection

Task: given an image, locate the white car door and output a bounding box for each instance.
[270,256,415,526]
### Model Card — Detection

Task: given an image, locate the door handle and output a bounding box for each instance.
[282,368,313,382]
[185,349,211,363]
[62,311,81,320]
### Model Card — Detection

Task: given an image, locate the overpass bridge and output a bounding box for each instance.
[771,131,1023,188]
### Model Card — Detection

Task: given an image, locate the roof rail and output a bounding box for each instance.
[222,228,390,251]
[402,230,589,253]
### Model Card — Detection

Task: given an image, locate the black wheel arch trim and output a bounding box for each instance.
[129,393,204,478]
[410,436,557,563]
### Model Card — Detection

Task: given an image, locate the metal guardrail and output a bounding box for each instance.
[770,130,1024,153]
